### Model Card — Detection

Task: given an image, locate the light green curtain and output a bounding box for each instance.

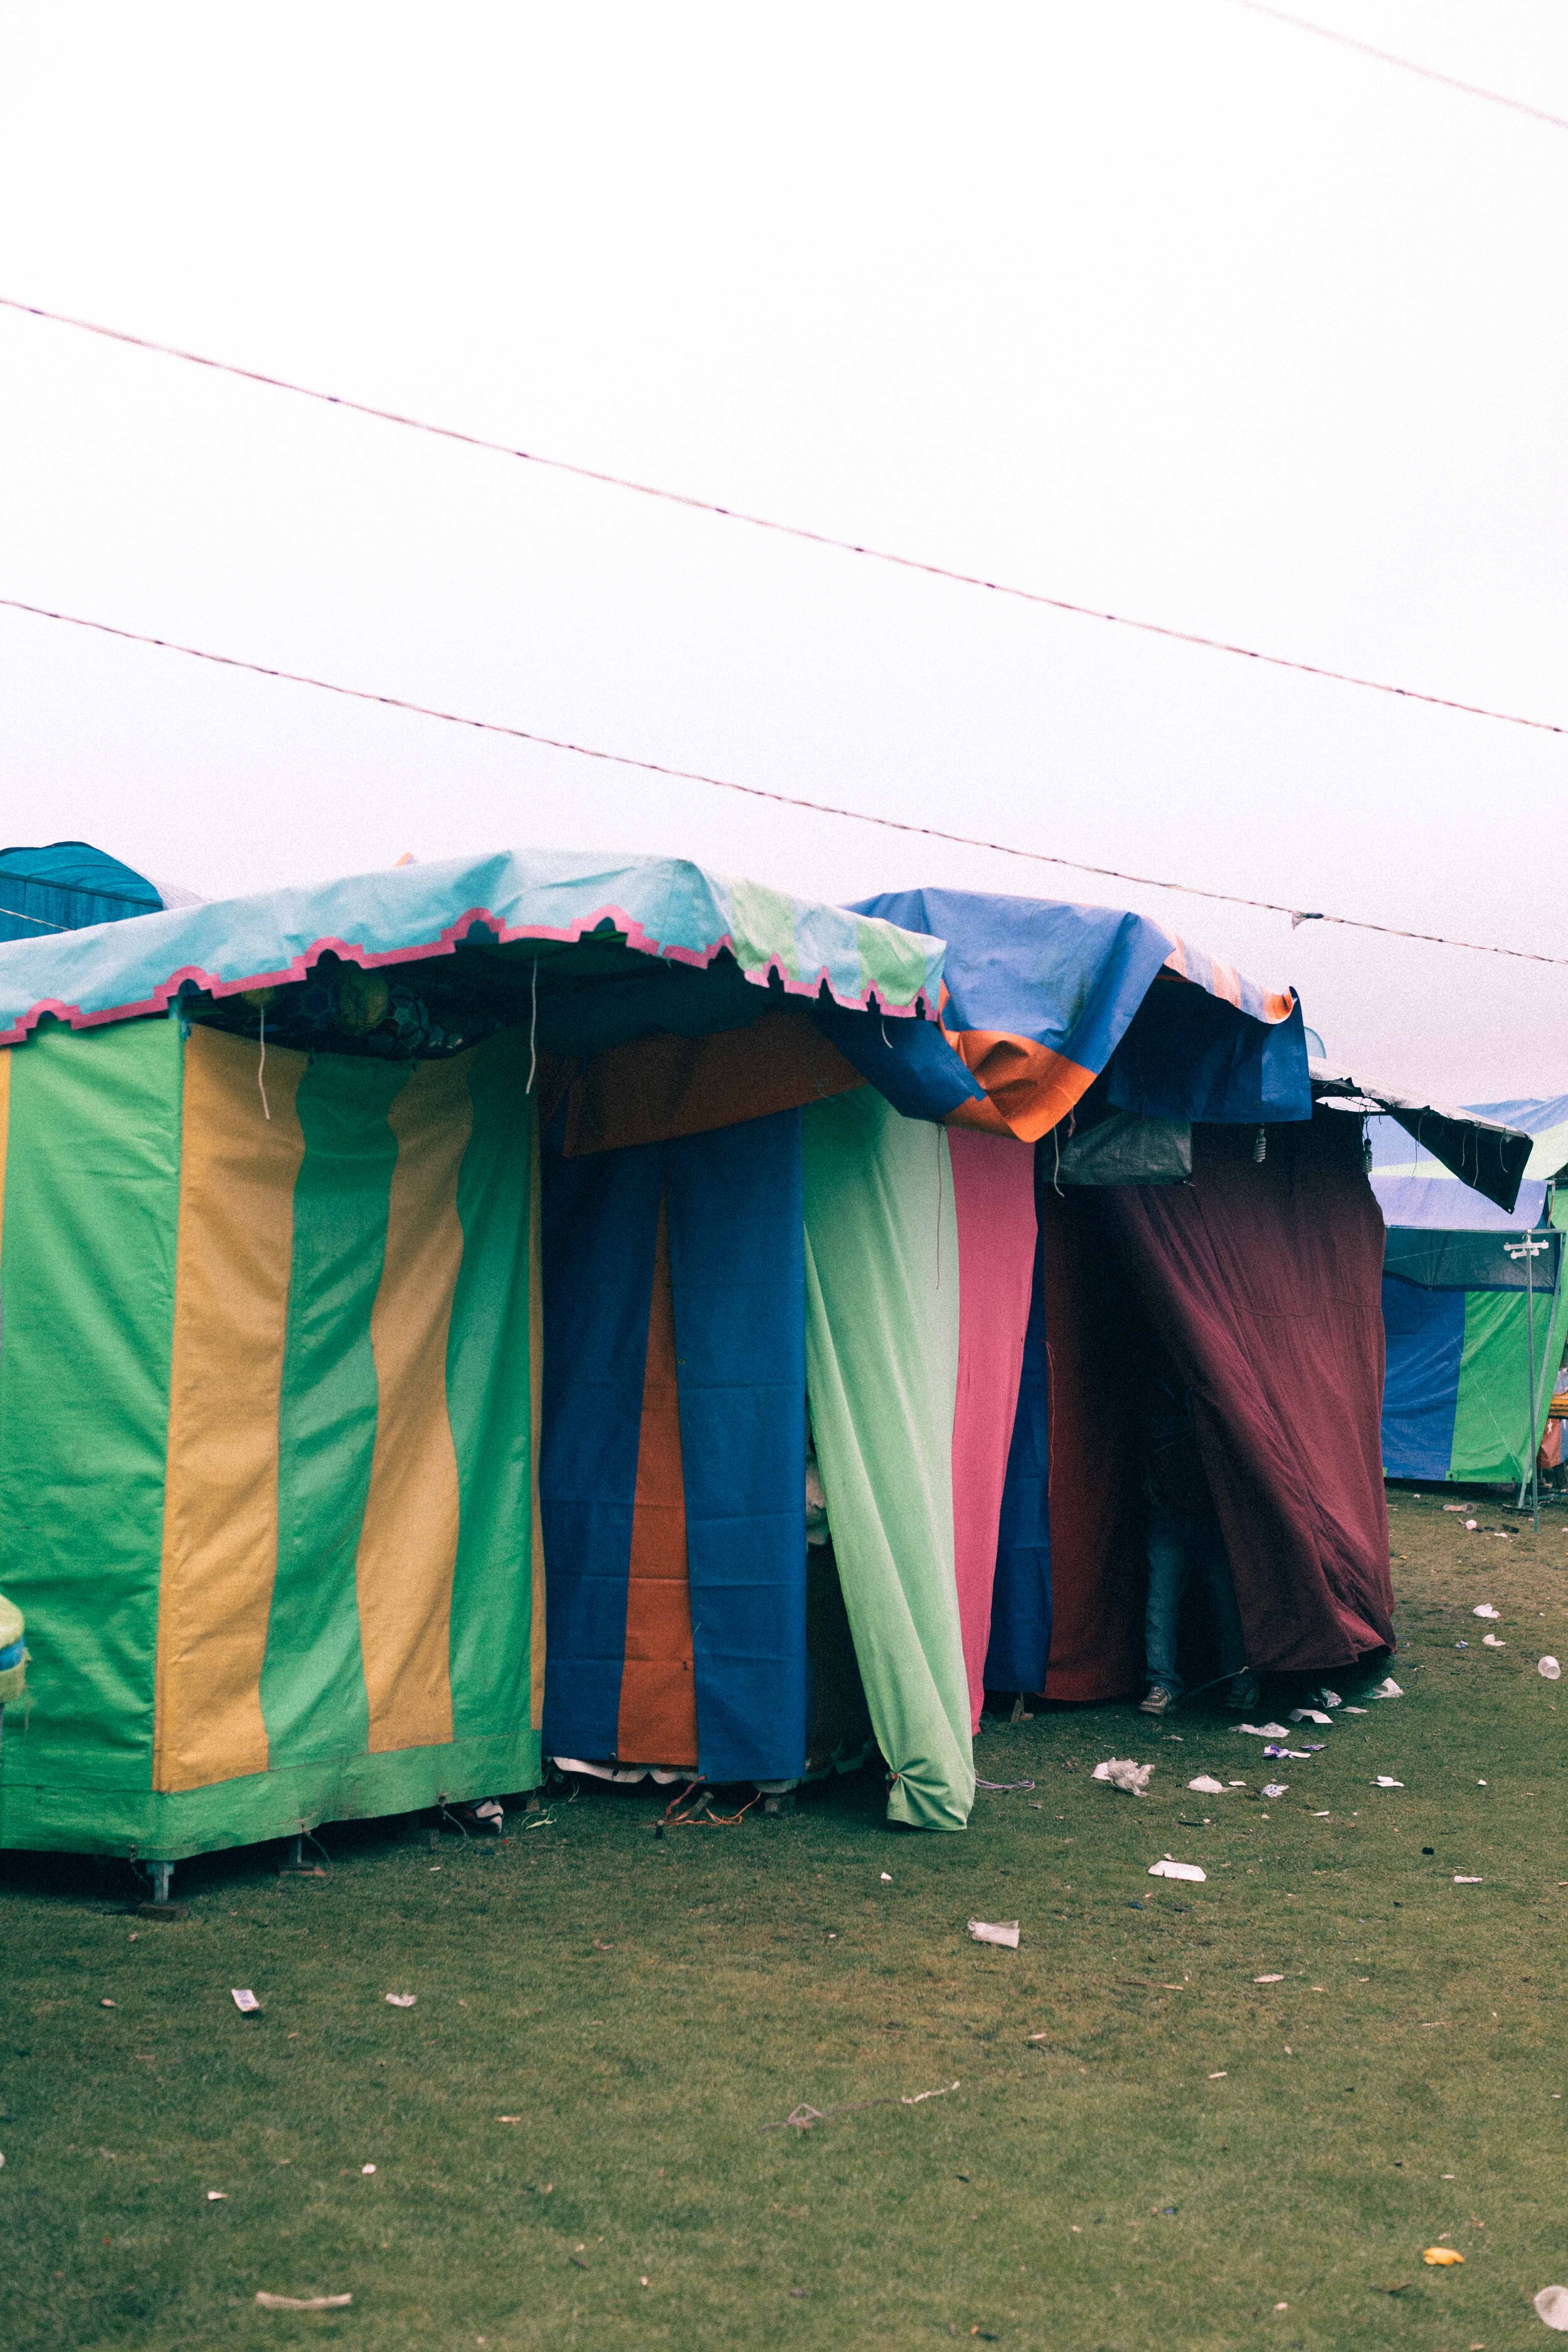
[802,1090,973,1831]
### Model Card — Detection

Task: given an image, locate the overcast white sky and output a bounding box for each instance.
[1,1,1565,1101]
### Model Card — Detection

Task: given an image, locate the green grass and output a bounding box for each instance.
[6,1492,1568,2349]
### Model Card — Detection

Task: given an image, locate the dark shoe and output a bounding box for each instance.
[1139,1685,1177,1717]
[1226,1670,1259,1711]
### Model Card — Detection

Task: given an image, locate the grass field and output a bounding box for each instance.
[5,1491,1568,2351]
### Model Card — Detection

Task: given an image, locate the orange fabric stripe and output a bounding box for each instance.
[941,1026,1097,1142]
[527,1097,546,1730]
[152,1025,305,1793]
[356,1056,471,1754]
[615,1190,698,1766]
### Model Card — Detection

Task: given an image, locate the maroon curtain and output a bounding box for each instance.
[1038,1190,1147,1701]
[1095,1114,1393,1673]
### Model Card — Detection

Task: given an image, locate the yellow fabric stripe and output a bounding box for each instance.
[356,1055,471,1752]
[528,1096,546,1729]
[152,1025,305,1794]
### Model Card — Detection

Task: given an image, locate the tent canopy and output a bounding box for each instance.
[853,887,1309,1142]
[0,847,945,1046]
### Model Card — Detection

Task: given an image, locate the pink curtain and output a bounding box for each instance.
[948,1130,1037,1730]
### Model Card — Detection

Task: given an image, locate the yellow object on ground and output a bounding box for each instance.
[1422,2247,1465,2267]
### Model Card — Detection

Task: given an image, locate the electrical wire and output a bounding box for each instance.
[1,293,1563,740]
[3,588,1565,968]
[1228,1,1568,134]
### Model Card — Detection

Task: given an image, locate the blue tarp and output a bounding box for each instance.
[1379,1279,1465,1480]
[983,1242,1052,1691]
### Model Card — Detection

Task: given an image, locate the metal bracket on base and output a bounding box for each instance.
[136,1859,188,1920]
[278,1833,324,1877]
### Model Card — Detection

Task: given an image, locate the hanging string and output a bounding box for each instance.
[257,1002,271,1121]
[527,955,539,1094]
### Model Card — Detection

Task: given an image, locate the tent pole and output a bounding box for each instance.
[1528,1243,1540,1535]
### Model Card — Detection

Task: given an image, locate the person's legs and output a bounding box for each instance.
[1143,1509,1192,1701]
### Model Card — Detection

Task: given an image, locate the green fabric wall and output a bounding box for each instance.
[0,1019,182,1842]
[1449,1194,1568,1485]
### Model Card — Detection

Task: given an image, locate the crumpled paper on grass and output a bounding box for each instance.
[1093,1759,1153,1794]
[967,1919,1020,1949]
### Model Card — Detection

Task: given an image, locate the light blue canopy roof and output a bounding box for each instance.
[0,847,945,1047]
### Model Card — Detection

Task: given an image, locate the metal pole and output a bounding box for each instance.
[1527,1241,1540,1535]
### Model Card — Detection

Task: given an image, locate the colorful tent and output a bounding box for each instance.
[0,849,945,1859]
[1374,1100,1568,1487]
[0,844,1451,1860]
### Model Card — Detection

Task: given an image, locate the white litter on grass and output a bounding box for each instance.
[1261,1783,1288,1798]
[1254,1973,1285,1983]
[1343,1705,1368,1714]
[361,2164,376,2175]
[880,1872,892,1882]
[1092,1758,1153,1794]
[1372,1678,1403,1699]
[231,1989,261,2013]
[1535,2284,1568,2330]
[1289,1708,1332,1725]
[1187,1776,1229,1794]
[1473,1604,1501,1619]
[384,1993,416,2008]
[1443,1503,1465,1512]
[1465,1518,1478,1530]
[1149,1859,1207,1883]
[968,1919,1020,1949]
[256,2294,353,2312]
[1237,1722,1291,1739]
[1374,1776,1404,1789]
[206,2190,227,2201]
[1542,1657,1562,1681]
[1319,1689,1342,1707]
[1454,1875,1483,1885]
[1483,1634,1506,1648]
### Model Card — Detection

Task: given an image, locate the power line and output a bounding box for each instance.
[1,293,1563,743]
[1229,1,1568,133]
[4,588,1566,970]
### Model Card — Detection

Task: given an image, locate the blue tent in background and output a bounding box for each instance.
[0,841,191,945]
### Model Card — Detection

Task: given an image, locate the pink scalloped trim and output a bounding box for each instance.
[0,900,934,1047]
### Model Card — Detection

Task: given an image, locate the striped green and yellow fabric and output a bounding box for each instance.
[0,1017,543,1859]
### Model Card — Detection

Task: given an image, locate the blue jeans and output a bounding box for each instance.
[1144,1508,1246,1699]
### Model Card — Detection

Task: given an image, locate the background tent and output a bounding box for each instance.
[0,848,945,1861]
[1372,1099,1568,1487]
[0,839,198,945]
